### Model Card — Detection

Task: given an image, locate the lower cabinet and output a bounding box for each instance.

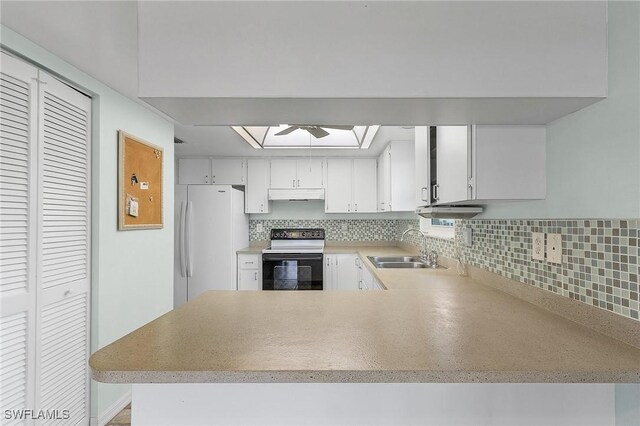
[326,254,384,291]
[324,254,359,290]
[237,254,262,290]
[356,257,384,291]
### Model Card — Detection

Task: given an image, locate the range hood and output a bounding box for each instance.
[268,188,325,201]
[416,206,482,219]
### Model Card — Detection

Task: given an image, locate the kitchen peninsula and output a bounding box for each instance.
[90,246,640,425]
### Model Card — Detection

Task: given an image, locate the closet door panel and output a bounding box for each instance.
[0,52,38,421]
[35,71,91,426]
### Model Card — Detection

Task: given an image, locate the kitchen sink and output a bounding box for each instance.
[367,256,446,269]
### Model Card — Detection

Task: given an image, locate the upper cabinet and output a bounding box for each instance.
[178,158,211,184]
[415,125,545,206]
[211,158,245,185]
[246,159,270,214]
[377,141,415,212]
[270,158,323,189]
[177,158,245,185]
[325,159,376,213]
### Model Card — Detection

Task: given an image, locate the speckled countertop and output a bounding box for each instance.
[90,245,640,384]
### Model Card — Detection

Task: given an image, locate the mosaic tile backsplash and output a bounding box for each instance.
[396,219,639,322]
[249,219,398,242]
[251,218,639,322]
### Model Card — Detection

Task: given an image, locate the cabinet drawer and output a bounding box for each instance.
[238,254,261,270]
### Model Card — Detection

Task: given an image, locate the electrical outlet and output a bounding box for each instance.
[532,232,545,261]
[341,223,348,231]
[256,223,263,233]
[547,233,562,264]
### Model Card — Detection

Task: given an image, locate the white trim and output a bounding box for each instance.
[420,217,455,240]
[92,390,132,426]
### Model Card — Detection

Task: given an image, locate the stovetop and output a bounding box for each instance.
[263,228,325,254]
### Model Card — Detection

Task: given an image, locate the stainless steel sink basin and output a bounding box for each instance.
[367,256,446,269]
[368,256,423,263]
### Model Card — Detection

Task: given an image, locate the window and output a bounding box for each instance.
[420,218,455,239]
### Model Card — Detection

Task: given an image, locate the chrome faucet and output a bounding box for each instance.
[400,228,428,261]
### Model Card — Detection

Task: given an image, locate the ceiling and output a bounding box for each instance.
[174,125,413,157]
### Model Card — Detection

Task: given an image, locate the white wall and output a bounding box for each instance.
[480,2,640,220]
[0,26,175,422]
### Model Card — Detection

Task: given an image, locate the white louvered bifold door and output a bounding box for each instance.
[35,71,91,425]
[0,52,38,426]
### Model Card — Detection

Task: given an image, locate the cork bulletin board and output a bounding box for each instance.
[118,131,163,230]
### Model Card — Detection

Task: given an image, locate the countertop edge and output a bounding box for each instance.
[92,369,640,384]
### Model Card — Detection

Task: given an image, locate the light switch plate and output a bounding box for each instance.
[532,232,545,261]
[256,223,263,233]
[547,233,562,264]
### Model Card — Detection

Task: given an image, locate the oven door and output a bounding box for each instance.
[262,253,323,290]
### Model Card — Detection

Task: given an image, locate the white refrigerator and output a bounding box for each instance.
[174,185,249,307]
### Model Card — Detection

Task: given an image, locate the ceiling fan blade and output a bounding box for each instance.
[320,125,354,131]
[275,126,299,136]
[307,127,330,139]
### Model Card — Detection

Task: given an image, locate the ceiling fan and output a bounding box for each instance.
[275,125,354,139]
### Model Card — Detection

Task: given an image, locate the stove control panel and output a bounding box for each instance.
[270,228,325,240]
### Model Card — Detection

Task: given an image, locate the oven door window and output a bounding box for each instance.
[274,262,312,290]
[263,254,323,290]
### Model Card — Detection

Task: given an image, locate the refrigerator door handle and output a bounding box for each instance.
[179,201,187,277]
[185,201,194,277]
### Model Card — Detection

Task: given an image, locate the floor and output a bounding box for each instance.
[106,403,131,426]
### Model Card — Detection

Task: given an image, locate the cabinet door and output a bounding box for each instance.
[296,158,323,188]
[270,159,297,188]
[246,159,269,213]
[211,158,245,185]
[178,158,211,184]
[238,269,261,291]
[414,126,431,206]
[323,255,335,291]
[334,254,359,291]
[436,126,470,205]
[325,159,352,213]
[377,147,390,211]
[361,264,374,291]
[352,159,377,213]
[388,140,416,211]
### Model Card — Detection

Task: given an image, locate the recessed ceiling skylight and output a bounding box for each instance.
[231,125,379,149]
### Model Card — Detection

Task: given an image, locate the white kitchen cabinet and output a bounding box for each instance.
[377,141,415,211]
[269,159,298,188]
[297,158,324,188]
[237,254,262,290]
[352,159,377,213]
[324,254,358,291]
[436,126,470,205]
[326,159,352,212]
[325,159,377,213]
[211,158,245,185]
[422,125,546,206]
[178,158,211,184]
[245,159,270,213]
[270,158,324,189]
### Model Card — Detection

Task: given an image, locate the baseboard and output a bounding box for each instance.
[92,390,132,426]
